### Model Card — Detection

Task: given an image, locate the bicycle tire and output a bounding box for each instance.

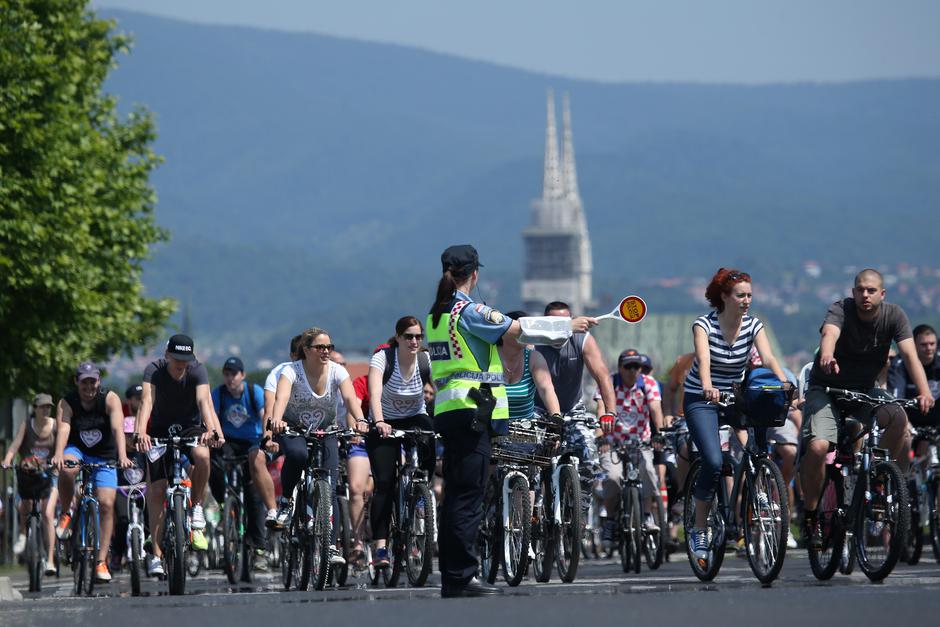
[930,477,940,563]
[743,457,788,584]
[555,463,582,583]
[377,495,403,588]
[405,482,435,587]
[167,493,188,595]
[478,474,501,585]
[332,496,352,586]
[644,488,666,570]
[903,476,924,565]
[130,526,143,596]
[222,496,241,584]
[310,478,332,590]
[26,514,42,593]
[281,502,302,590]
[682,460,725,582]
[856,459,909,582]
[502,478,532,587]
[532,473,554,583]
[627,486,642,574]
[83,502,98,596]
[808,466,844,580]
[839,532,857,575]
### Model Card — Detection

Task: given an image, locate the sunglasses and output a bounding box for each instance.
[620,363,641,370]
[402,333,424,341]
[308,343,335,352]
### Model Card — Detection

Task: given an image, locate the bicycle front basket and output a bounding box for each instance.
[736,368,794,428]
[16,467,52,500]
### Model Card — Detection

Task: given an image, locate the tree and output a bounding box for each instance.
[0,0,174,399]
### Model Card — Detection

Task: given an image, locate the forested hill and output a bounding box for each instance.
[101,9,940,362]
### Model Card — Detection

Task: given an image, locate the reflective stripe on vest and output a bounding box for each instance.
[426,300,509,421]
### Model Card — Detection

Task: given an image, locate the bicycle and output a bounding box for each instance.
[903,425,940,565]
[683,391,790,584]
[609,437,665,573]
[279,423,353,591]
[7,462,53,592]
[531,412,588,583]
[806,387,916,582]
[213,451,255,584]
[63,459,120,596]
[484,417,560,586]
[331,437,371,586]
[369,427,436,588]
[150,434,203,595]
[118,473,147,595]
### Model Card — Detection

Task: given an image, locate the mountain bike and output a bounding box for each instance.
[213,451,255,584]
[807,388,916,582]
[7,463,53,592]
[63,459,119,596]
[119,473,147,595]
[150,434,203,595]
[610,437,665,573]
[903,425,940,565]
[279,424,353,591]
[683,391,790,585]
[370,427,436,588]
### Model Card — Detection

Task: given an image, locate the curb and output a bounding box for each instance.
[0,576,23,601]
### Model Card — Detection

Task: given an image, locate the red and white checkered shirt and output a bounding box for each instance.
[596,374,662,444]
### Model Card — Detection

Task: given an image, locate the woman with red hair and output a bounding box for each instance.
[682,268,788,567]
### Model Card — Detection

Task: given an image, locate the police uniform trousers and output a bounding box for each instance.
[434,408,490,586]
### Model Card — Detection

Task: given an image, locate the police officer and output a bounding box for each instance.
[427,244,596,597]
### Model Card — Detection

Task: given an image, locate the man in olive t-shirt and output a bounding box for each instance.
[799,269,934,549]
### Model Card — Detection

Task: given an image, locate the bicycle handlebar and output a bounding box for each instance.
[150,436,203,448]
[62,459,124,469]
[824,387,919,409]
[280,424,356,439]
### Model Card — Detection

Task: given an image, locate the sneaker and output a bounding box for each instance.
[94,561,112,582]
[275,499,291,528]
[191,504,206,530]
[13,533,26,555]
[372,547,390,569]
[191,529,209,551]
[56,513,72,540]
[265,508,282,530]
[44,560,56,576]
[690,527,710,564]
[601,519,616,549]
[147,555,164,577]
[644,513,660,534]
[803,513,822,550]
[330,546,346,566]
[787,535,798,549]
[253,548,269,572]
[735,536,746,557]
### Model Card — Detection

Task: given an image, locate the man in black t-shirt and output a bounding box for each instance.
[135,334,223,577]
[800,269,934,548]
[888,324,940,426]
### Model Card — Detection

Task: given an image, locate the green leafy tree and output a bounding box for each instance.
[0,0,174,398]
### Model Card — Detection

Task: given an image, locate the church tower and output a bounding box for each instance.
[522,90,594,315]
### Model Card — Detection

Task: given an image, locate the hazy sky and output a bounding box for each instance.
[94,1,940,84]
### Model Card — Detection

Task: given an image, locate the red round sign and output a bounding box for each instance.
[618,296,647,323]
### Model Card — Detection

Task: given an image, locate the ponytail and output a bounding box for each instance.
[430,270,458,327]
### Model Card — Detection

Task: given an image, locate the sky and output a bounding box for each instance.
[93,0,940,84]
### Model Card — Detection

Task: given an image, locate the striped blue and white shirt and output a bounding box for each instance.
[684,312,764,394]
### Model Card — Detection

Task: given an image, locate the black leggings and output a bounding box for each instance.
[366,414,435,541]
[277,433,339,542]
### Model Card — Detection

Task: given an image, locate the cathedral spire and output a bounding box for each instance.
[542,89,563,199]
[562,92,580,201]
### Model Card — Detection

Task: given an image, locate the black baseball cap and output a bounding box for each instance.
[223,356,244,373]
[441,244,483,274]
[618,349,642,366]
[125,384,143,399]
[166,334,195,361]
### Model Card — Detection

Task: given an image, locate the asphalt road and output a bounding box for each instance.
[3,550,939,627]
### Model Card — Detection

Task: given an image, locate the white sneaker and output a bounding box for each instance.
[191,504,206,530]
[265,508,282,529]
[787,535,798,549]
[13,533,26,555]
[44,559,56,576]
[147,555,165,577]
[644,513,660,533]
[330,546,346,566]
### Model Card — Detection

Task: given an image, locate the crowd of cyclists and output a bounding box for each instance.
[3,263,938,596]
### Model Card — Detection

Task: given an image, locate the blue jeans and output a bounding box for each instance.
[683,393,726,503]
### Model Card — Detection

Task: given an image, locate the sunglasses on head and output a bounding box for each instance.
[308,343,335,352]
[402,333,424,341]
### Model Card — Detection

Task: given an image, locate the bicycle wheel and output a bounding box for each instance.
[129,526,143,596]
[26,514,42,593]
[743,457,788,584]
[555,463,582,583]
[625,486,642,574]
[332,496,352,586]
[839,532,857,575]
[82,502,98,596]
[222,496,241,584]
[643,489,666,570]
[478,474,501,585]
[532,473,554,583]
[903,478,924,565]
[281,501,303,590]
[405,482,435,587]
[856,460,909,582]
[502,478,532,587]
[166,493,188,595]
[310,479,332,590]
[378,498,403,588]
[72,510,86,596]
[808,467,844,580]
[682,460,725,582]
[930,477,940,563]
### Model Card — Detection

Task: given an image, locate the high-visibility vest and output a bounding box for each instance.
[426,300,509,424]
